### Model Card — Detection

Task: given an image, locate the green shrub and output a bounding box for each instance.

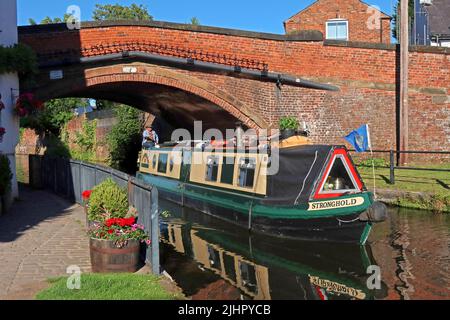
[107,105,143,173]
[0,155,13,196]
[88,178,129,221]
[279,117,299,131]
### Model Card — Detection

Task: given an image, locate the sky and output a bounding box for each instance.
[17,0,397,34]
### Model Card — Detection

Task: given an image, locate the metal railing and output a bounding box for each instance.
[349,150,450,185]
[29,155,160,274]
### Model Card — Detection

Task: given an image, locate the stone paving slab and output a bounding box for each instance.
[0,187,91,300]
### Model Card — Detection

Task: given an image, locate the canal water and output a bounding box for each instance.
[159,199,449,300]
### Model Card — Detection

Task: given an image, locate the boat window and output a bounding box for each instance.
[321,155,359,193]
[221,157,235,185]
[205,156,220,182]
[207,245,221,270]
[158,154,169,174]
[239,261,258,294]
[238,158,256,188]
[223,253,237,283]
[152,154,157,169]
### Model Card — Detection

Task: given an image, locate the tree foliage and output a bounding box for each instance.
[29,3,153,25]
[92,3,153,21]
[20,98,81,135]
[392,0,415,41]
[107,105,143,173]
[29,14,72,25]
[190,17,200,26]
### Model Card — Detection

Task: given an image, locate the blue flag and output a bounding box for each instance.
[345,124,371,153]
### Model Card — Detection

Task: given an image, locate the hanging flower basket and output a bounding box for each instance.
[14,93,44,118]
[0,127,5,143]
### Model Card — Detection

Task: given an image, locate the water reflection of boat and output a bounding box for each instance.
[160,201,388,300]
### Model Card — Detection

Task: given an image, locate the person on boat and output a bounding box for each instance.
[142,126,159,149]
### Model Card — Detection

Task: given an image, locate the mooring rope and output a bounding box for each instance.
[337,217,361,224]
[294,151,319,205]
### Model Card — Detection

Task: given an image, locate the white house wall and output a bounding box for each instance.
[0,0,20,200]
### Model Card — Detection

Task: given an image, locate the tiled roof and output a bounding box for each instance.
[426,0,450,35]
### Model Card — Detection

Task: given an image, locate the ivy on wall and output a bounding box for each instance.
[70,119,98,162]
[0,44,38,80]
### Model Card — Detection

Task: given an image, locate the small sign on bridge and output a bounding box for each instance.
[123,66,138,73]
[49,70,64,80]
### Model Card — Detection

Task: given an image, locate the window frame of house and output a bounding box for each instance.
[326,19,349,41]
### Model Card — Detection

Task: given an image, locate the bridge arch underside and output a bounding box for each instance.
[35,64,268,141]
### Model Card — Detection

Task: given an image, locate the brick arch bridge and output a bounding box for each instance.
[33,62,269,132]
[18,21,450,155]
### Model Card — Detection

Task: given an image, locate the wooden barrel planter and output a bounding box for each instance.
[90,238,140,273]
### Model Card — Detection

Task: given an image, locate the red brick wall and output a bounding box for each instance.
[19,23,450,162]
[284,0,391,44]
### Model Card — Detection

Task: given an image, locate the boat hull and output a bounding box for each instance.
[137,173,373,245]
[178,190,371,244]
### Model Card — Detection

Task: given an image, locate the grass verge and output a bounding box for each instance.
[358,164,450,194]
[357,163,450,213]
[36,273,181,300]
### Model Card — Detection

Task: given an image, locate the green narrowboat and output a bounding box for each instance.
[136,135,387,245]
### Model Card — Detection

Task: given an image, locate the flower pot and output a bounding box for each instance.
[90,238,141,273]
[280,129,296,140]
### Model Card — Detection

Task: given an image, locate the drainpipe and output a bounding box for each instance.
[77,51,340,92]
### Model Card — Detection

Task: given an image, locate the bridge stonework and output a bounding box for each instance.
[18,21,449,157]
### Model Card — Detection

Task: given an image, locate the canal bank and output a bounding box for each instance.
[372,189,450,214]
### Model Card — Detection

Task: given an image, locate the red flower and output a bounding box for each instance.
[14,93,45,118]
[105,217,136,228]
[17,108,27,117]
[105,218,117,228]
[82,190,92,200]
[0,127,5,135]
[107,229,114,234]
[128,217,136,226]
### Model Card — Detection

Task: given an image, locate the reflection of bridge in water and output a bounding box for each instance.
[159,201,388,300]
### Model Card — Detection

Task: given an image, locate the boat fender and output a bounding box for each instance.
[359,201,388,223]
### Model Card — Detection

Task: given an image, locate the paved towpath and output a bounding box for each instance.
[0,186,91,300]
